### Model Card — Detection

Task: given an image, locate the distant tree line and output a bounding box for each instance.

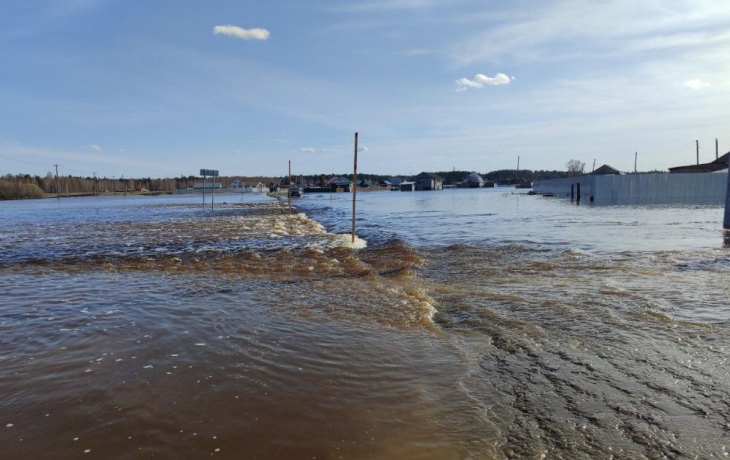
[281,169,574,186]
[1,165,669,200]
[0,173,287,199]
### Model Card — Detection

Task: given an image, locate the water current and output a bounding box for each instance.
[1,190,729,459]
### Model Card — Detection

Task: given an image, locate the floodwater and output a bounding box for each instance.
[1,190,729,459]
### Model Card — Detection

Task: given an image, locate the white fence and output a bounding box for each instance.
[534,172,728,205]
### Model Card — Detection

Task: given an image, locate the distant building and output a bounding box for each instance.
[590,164,624,176]
[380,177,404,187]
[327,176,352,192]
[414,172,444,191]
[669,152,729,173]
[228,179,246,188]
[328,176,352,186]
[400,182,416,192]
[462,172,485,188]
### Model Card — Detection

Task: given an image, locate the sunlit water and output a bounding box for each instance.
[1,190,729,459]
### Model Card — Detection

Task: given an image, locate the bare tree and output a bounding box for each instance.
[566,159,586,176]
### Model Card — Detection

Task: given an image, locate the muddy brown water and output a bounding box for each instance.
[1,192,730,459]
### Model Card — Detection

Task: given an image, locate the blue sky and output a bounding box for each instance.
[1,0,729,178]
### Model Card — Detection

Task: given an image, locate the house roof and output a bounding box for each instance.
[464,172,485,183]
[669,152,730,173]
[590,164,624,176]
[328,176,352,185]
[415,172,444,181]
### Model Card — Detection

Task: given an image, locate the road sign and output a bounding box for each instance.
[200,169,219,177]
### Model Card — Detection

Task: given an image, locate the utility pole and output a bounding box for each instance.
[288,160,292,215]
[352,132,359,244]
[54,164,60,199]
[634,152,637,173]
[725,153,730,229]
[93,172,97,196]
[517,156,520,171]
[592,159,596,172]
[696,140,700,165]
[717,138,719,160]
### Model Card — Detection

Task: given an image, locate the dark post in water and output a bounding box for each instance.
[352,132,358,244]
[724,156,730,229]
[288,160,292,215]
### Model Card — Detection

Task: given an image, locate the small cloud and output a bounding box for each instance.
[684,78,710,90]
[90,144,102,152]
[456,73,513,92]
[119,148,125,153]
[358,146,369,153]
[300,147,316,153]
[213,25,270,41]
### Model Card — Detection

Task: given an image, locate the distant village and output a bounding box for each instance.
[277,171,534,193]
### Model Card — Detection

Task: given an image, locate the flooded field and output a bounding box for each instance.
[2,191,730,459]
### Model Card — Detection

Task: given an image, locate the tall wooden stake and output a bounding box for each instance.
[288,160,292,215]
[724,154,730,229]
[696,140,700,165]
[54,164,60,199]
[716,138,719,160]
[352,132,358,244]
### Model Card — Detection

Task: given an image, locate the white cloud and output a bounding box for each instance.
[119,148,125,152]
[90,144,102,152]
[358,146,369,152]
[456,73,513,91]
[300,147,316,153]
[684,78,710,89]
[213,25,270,41]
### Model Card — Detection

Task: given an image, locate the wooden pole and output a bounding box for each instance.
[54,164,60,199]
[352,132,358,244]
[288,160,292,215]
[696,140,700,165]
[716,138,719,160]
[724,155,730,229]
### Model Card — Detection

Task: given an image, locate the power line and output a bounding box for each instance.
[0,153,48,166]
